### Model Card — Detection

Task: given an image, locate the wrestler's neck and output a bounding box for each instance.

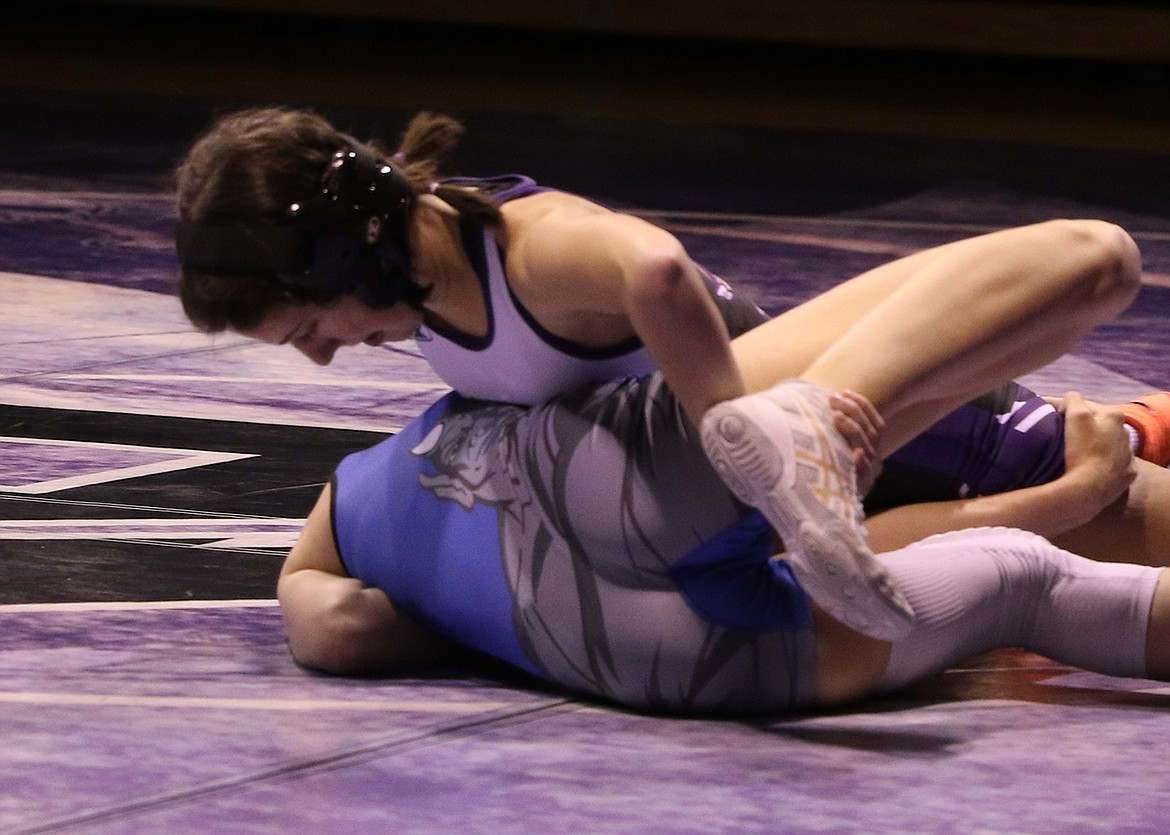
[410,196,490,338]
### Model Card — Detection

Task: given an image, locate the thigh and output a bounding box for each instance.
[725,229,1041,394]
[812,607,893,705]
[730,246,944,393]
[731,221,1136,449]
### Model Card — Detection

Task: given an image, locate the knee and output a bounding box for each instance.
[1052,219,1142,308]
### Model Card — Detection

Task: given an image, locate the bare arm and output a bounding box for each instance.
[506,195,745,425]
[278,484,454,675]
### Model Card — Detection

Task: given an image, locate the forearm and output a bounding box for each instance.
[278,569,450,675]
[625,254,746,425]
[865,473,1121,553]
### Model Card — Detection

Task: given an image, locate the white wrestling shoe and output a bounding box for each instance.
[700,379,915,640]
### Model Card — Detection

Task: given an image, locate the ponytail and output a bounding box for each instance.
[392,112,503,227]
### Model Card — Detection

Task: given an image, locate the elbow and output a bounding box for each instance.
[277,572,384,676]
[289,636,374,677]
[278,571,435,676]
[283,613,357,674]
[624,238,694,309]
[282,607,363,675]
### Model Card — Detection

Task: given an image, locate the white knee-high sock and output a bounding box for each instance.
[876,527,1161,694]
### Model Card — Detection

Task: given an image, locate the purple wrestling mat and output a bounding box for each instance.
[2,89,1170,832]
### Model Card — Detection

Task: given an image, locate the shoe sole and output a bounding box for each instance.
[701,385,915,640]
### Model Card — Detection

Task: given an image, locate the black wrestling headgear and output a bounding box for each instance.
[175,136,423,309]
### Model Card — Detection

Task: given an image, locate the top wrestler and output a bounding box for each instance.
[175,107,1170,639]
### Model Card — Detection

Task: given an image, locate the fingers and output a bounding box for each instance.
[832,410,871,460]
[831,391,883,456]
[1064,390,1127,432]
[1059,390,1137,496]
[1064,390,1127,431]
[840,390,883,433]
[830,391,883,436]
[831,390,886,496]
[1059,390,1116,416]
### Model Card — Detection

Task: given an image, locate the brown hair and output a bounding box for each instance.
[175,107,501,332]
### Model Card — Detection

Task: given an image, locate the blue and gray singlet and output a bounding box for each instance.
[332,378,1065,715]
[334,378,818,714]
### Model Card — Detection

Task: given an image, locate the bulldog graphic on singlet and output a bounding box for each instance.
[405,382,810,713]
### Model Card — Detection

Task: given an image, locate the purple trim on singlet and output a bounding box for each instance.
[420,221,495,351]
[442,176,648,360]
[439,173,549,202]
[420,219,647,361]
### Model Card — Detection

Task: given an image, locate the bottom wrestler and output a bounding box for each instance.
[278,375,1170,715]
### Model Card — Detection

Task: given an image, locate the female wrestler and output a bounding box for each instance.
[175,107,1168,639]
[276,378,1170,716]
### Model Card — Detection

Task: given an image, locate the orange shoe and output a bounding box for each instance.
[1116,392,1170,467]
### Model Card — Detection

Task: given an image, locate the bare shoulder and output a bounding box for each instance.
[281,482,347,579]
[500,190,609,235]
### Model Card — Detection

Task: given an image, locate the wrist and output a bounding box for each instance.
[1043,466,1118,529]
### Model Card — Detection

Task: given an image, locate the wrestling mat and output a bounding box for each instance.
[3,98,1169,833]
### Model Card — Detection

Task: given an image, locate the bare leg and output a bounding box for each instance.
[706,220,1141,640]
[812,606,892,705]
[1054,461,1170,567]
[731,219,1141,450]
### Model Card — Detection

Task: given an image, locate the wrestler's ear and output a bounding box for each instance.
[411,422,444,456]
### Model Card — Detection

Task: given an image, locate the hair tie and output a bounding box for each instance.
[392,151,407,163]
[427,181,439,194]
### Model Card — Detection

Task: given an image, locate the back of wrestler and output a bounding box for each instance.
[332,374,820,714]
